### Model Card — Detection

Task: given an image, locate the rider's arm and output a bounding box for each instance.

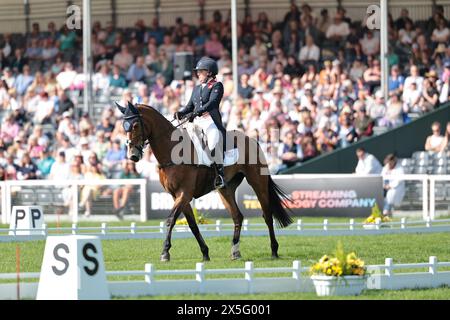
[196,82,224,116]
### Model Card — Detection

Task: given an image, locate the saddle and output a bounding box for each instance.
[184,122,239,167]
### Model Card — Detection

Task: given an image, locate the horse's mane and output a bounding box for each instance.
[136,103,175,130]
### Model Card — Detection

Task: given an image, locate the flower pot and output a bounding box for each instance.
[311,275,366,296]
[363,223,390,229]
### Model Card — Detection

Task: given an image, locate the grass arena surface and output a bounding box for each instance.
[1,217,450,299]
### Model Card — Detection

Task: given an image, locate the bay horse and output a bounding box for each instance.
[116,101,293,261]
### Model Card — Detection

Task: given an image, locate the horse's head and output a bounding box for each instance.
[115,101,147,162]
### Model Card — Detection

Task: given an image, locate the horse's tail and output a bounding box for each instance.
[268,176,294,228]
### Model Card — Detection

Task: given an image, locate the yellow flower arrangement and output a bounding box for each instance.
[176,207,211,225]
[310,242,366,277]
[364,203,391,224]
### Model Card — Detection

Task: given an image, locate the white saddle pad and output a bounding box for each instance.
[185,123,239,167]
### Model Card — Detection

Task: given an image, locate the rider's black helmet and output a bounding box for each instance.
[194,56,218,76]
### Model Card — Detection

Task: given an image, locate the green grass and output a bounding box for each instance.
[2,232,450,274]
[125,287,450,300]
[2,223,450,299]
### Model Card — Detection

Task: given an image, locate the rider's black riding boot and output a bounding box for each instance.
[214,163,226,189]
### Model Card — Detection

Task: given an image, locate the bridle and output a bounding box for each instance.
[123,111,149,159]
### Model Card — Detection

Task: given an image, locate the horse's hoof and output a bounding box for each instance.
[271,253,279,259]
[231,252,242,260]
[160,253,170,262]
[203,256,211,262]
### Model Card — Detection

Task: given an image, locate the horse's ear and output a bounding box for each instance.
[128,101,139,114]
[115,101,126,114]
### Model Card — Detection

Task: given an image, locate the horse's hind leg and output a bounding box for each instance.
[218,185,244,260]
[183,203,210,261]
[245,172,279,258]
[161,192,191,262]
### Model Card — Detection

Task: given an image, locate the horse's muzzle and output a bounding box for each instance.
[129,154,140,162]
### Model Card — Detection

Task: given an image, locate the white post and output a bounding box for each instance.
[385,258,393,277]
[140,180,147,222]
[83,0,93,117]
[1,182,6,224]
[41,223,47,236]
[159,221,165,233]
[349,219,354,230]
[145,263,154,284]
[243,219,248,231]
[380,0,389,100]
[245,261,254,294]
[292,260,301,279]
[231,0,238,103]
[429,178,435,220]
[297,219,302,231]
[72,183,78,223]
[323,219,328,231]
[400,217,406,229]
[5,184,11,224]
[423,177,429,220]
[71,223,77,235]
[101,222,107,235]
[196,262,205,293]
[429,256,437,275]
[426,216,431,228]
[375,217,381,230]
[130,222,136,234]
[215,220,221,232]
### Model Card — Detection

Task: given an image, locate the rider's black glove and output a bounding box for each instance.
[188,112,198,122]
[174,111,184,120]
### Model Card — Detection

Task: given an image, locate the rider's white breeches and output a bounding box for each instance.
[193,115,220,152]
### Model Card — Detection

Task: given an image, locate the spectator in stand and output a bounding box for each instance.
[126,56,150,83]
[15,65,34,96]
[79,163,106,217]
[96,116,115,139]
[363,59,381,94]
[298,34,320,65]
[277,131,303,171]
[419,72,440,112]
[93,64,111,95]
[383,93,404,128]
[355,147,382,174]
[103,139,126,177]
[113,160,140,218]
[56,62,76,91]
[337,113,357,148]
[388,65,405,96]
[238,73,254,100]
[367,90,386,126]
[15,153,38,180]
[439,122,450,152]
[36,148,55,178]
[325,12,350,45]
[381,154,405,217]
[404,64,424,92]
[113,44,134,72]
[425,121,445,153]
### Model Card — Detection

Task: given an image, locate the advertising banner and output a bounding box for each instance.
[236,175,383,217]
[147,175,383,218]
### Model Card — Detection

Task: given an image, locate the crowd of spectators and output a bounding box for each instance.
[0,3,449,181]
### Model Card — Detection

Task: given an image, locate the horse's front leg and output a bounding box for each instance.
[160,192,191,262]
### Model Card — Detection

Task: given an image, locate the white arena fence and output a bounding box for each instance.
[0,256,449,299]
[0,174,448,225]
[0,179,147,224]
[1,217,450,243]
